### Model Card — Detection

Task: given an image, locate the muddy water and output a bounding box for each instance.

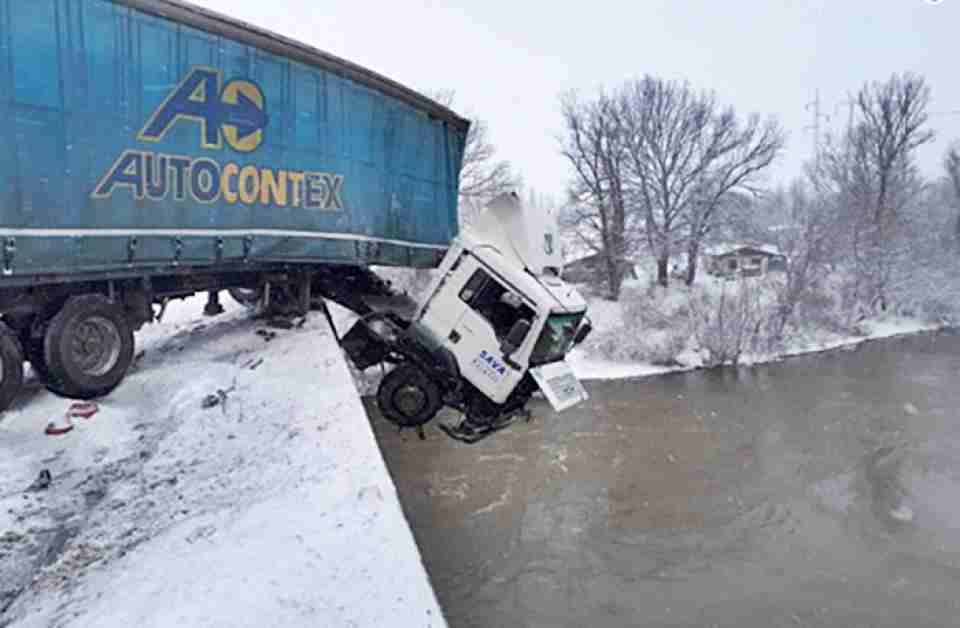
[366,331,960,628]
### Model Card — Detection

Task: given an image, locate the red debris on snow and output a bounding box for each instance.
[45,418,74,436]
[44,401,100,436]
[67,402,99,419]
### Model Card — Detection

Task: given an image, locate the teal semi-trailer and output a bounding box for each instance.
[0,0,467,410]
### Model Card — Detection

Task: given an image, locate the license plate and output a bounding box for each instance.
[530,361,589,412]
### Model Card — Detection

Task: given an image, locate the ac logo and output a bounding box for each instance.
[139,66,267,153]
[92,66,344,211]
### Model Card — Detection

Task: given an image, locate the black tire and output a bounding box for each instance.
[0,323,24,413]
[376,364,442,428]
[43,295,135,400]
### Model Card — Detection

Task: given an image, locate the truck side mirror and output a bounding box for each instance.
[502,319,531,356]
[574,321,592,346]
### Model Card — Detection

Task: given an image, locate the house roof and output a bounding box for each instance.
[704,243,783,258]
[563,252,607,266]
[563,250,647,266]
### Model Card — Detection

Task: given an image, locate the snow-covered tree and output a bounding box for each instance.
[559,90,635,300]
[812,72,934,312]
[944,141,960,240]
[613,76,783,287]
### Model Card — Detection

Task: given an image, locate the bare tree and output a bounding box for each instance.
[559,90,633,300]
[614,77,784,287]
[764,181,840,339]
[615,78,709,287]
[854,73,934,235]
[459,118,521,203]
[894,181,960,322]
[814,72,934,312]
[945,142,960,239]
[683,112,784,285]
[430,90,521,224]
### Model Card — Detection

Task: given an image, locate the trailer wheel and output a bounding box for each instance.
[0,323,24,413]
[43,295,135,400]
[376,364,442,428]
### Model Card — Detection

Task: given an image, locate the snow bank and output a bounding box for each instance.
[571,318,939,381]
[570,278,942,381]
[773,317,939,360]
[1,297,445,628]
[569,354,687,381]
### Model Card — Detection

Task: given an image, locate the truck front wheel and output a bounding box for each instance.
[376,365,442,428]
[43,295,135,400]
[0,322,24,413]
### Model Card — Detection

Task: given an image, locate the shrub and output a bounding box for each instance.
[794,283,856,336]
[689,281,777,367]
[622,282,690,331]
[576,282,691,365]
[586,325,688,365]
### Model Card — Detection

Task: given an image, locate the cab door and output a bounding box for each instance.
[450,264,534,404]
[418,251,473,341]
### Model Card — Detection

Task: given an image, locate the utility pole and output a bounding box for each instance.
[805,90,830,169]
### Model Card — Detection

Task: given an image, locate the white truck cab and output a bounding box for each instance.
[343,193,591,443]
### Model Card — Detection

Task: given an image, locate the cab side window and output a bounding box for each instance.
[459,269,534,343]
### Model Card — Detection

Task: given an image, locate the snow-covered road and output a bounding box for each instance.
[0,298,445,627]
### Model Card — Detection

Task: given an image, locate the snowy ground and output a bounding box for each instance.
[0,298,445,628]
[569,278,943,381]
[570,311,939,380]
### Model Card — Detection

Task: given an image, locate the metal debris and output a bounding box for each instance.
[201,394,221,410]
[201,384,237,414]
[25,469,52,492]
[255,329,277,342]
[243,357,264,371]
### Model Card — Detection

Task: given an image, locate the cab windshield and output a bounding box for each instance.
[530,313,584,365]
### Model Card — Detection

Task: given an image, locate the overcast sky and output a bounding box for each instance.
[194,0,960,199]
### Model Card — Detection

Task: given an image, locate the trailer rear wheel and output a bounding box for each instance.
[376,365,442,428]
[43,295,135,400]
[0,323,24,413]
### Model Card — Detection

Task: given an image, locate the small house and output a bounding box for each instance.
[705,245,786,279]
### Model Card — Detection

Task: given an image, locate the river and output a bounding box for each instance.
[366,331,960,627]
